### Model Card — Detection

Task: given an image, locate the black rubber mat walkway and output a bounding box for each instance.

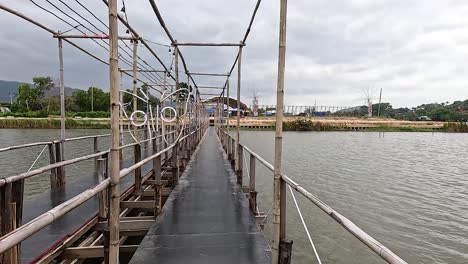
[130,127,271,264]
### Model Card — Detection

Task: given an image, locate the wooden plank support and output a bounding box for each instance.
[120,200,156,209]
[96,219,154,231]
[141,188,171,197]
[62,245,139,259]
[144,179,168,186]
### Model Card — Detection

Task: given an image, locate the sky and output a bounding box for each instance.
[0,0,467,108]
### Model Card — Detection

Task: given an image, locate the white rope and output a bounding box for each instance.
[288,185,322,264]
[27,145,47,172]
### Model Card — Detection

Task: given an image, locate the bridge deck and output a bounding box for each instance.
[130,128,271,264]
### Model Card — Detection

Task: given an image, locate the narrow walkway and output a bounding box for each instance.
[130,127,271,264]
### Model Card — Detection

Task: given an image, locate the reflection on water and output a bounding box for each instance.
[238,131,468,264]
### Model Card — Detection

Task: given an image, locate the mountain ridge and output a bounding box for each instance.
[0,80,81,103]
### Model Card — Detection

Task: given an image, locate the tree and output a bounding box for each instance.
[32,77,54,98]
[16,83,40,111]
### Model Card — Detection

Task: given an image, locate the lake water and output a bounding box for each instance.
[0,129,467,263]
[237,130,468,264]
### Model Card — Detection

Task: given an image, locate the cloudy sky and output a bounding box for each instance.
[1,0,467,108]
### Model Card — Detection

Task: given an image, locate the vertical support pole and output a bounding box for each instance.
[172,141,179,184]
[153,133,162,216]
[58,36,66,182]
[237,145,243,186]
[226,77,231,160]
[94,136,99,176]
[48,143,58,189]
[55,142,65,186]
[173,44,180,185]
[132,40,138,117]
[107,0,120,261]
[1,183,18,264]
[249,153,257,214]
[236,44,243,184]
[134,144,142,194]
[273,0,291,263]
[119,68,124,163]
[378,88,382,117]
[97,158,108,220]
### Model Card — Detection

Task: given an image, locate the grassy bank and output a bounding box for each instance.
[277,119,450,132]
[0,118,110,129]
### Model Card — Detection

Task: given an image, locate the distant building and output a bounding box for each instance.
[0,107,11,113]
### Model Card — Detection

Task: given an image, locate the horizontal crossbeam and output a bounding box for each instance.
[53,34,139,40]
[62,245,138,259]
[173,42,245,47]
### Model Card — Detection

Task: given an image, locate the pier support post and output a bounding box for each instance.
[54,142,65,186]
[153,133,162,216]
[237,145,243,186]
[94,136,99,176]
[249,153,257,214]
[0,184,14,264]
[48,143,58,189]
[97,158,108,220]
[172,141,179,185]
[134,144,142,194]
[279,240,293,264]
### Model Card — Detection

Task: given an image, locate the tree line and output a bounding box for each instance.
[3,76,160,117]
[337,101,468,122]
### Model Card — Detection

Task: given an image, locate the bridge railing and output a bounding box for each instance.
[0,124,207,263]
[217,128,407,264]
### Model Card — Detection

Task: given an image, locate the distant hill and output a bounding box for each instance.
[0,80,81,102]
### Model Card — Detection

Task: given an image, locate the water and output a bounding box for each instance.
[0,129,139,199]
[1,129,467,263]
[237,131,468,264]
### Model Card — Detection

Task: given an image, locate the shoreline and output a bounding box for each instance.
[1,117,466,132]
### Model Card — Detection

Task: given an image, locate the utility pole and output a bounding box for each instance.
[107,0,120,262]
[272,0,291,263]
[8,92,15,105]
[377,88,382,117]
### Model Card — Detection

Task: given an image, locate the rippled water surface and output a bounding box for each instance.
[237,131,468,264]
[0,129,467,263]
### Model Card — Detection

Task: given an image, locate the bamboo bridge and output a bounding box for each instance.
[0,0,408,263]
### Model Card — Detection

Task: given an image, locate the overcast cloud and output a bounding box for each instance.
[1,0,467,108]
